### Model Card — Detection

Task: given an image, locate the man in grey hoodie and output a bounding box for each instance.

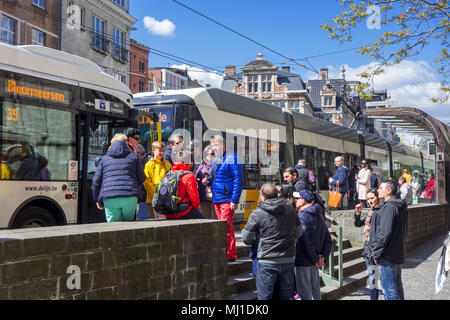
[368,180,406,300]
[241,183,302,300]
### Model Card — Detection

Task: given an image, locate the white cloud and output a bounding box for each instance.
[308,60,450,121]
[171,64,224,88]
[143,16,175,36]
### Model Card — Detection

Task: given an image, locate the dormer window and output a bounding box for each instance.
[324,95,334,106]
[247,75,258,93]
[262,75,272,92]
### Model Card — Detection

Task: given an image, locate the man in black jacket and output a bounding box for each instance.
[241,183,302,300]
[368,180,406,300]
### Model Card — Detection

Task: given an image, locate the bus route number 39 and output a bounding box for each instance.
[7,108,18,122]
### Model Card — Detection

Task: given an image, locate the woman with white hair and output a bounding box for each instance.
[410,170,422,204]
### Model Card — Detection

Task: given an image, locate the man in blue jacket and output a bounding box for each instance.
[329,156,350,209]
[211,135,243,262]
[294,190,332,300]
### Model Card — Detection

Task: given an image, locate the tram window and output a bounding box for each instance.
[259,139,281,184]
[317,150,332,190]
[1,101,76,181]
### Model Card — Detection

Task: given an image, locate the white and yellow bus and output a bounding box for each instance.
[0,43,159,228]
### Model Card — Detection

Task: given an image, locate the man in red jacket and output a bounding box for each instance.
[163,151,205,220]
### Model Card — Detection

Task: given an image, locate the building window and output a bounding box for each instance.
[247,75,258,93]
[111,0,125,9]
[1,16,16,45]
[112,27,127,62]
[324,96,333,106]
[139,80,144,92]
[91,16,107,52]
[148,81,154,92]
[32,0,46,9]
[113,73,126,84]
[261,75,272,92]
[139,61,145,73]
[32,29,45,46]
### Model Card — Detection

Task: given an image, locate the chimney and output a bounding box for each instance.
[320,68,328,80]
[282,66,291,72]
[225,65,236,76]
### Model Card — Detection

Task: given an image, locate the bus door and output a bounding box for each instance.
[78,112,128,223]
[78,110,160,224]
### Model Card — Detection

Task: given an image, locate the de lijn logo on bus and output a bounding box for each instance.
[95,99,110,112]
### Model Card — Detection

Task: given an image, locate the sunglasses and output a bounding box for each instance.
[132,136,140,141]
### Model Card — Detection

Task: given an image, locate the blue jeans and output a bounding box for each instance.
[136,202,150,220]
[295,266,321,300]
[256,262,295,300]
[378,258,404,300]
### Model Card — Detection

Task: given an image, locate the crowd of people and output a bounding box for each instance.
[91,130,437,300]
[91,129,243,262]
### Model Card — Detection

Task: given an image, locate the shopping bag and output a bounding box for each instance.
[328,181,342,208]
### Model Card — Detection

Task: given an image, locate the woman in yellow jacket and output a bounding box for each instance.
[144,141,171,218]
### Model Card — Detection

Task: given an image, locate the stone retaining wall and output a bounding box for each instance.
[330,204,450,250]
[0,219,228,300]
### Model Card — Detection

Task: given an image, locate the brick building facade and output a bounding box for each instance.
[0,0,59,49]
[129,39,149,94]
[221,54,315,116]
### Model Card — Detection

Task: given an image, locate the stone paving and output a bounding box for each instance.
[340,232,450,300]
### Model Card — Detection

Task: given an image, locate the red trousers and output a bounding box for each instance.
[214,202,237,260]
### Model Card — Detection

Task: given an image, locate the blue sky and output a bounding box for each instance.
[129,0,449,122]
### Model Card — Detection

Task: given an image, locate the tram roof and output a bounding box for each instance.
[133,88,424,157]
[0,43,132,105]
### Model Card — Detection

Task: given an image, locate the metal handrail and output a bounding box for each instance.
[319,226,343,287]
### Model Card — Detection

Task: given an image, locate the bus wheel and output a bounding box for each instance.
[12,206,57,229]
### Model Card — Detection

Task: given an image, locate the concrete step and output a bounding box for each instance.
[226,272,256,298]
[323,257,366,278]
[227,257,253,277]
[330,247,364,265]
[321,270,368,300]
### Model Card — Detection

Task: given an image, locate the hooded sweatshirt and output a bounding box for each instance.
[92,141,146,206]
[367,197,406,264]
[241,198,302,264]
[295,203,332,267]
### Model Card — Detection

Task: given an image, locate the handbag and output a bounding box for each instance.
[328,181,342,208]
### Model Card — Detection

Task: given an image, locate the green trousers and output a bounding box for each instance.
[103,196,138,222]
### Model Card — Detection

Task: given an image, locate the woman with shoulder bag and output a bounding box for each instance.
[354,188,382,300]
[195,145,216,219]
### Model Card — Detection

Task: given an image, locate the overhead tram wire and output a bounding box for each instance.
[171,0,320,75]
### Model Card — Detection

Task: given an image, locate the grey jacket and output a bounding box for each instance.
[241,198,302,264]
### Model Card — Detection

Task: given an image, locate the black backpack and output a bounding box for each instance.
[152,170,192,215]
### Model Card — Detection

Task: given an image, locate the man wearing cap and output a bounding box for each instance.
[294,190,332,300]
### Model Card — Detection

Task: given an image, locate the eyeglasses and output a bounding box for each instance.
[132,136,140,141]
[361,162,367,165]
